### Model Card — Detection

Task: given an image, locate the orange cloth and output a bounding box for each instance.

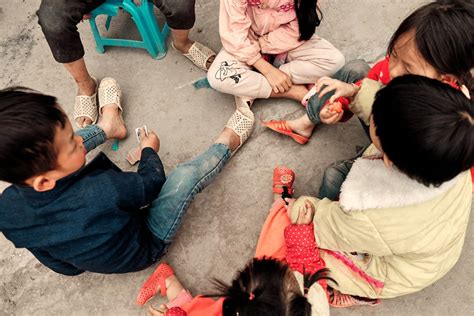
[254,198,291,260]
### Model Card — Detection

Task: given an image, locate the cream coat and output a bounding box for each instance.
[290,80,473,298]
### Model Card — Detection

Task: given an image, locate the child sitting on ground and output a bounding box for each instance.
[144,259,331,316]
[257,75,473,306]
[263,0,473,145]
[135,168,333,316]
[0,79,254,276]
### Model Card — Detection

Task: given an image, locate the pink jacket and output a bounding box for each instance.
[219,0,307,65]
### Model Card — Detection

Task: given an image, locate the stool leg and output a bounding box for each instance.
[123,0,158,58]
[89,17,106,54]
[141,0,168,59]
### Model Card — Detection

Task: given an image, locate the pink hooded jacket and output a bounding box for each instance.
[219,0,309,65]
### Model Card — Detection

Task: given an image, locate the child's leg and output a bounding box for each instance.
[318,159,355,201]
[146,143,231,244]
[286,59,370,137]
[75,125,107,153]
[207,49,273,100]
[280,36,345,85]
[305,59,370,125]
[254,199,291,260]
[75,98,127,153]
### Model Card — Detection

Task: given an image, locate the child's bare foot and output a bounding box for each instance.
[97,104,127,140]
[163,275,185,301]
[287,114,315,138]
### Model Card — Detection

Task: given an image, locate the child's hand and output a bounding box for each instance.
[294,199,315,225]
[319,102,344,124]
[264,67,292,93]
[315,77,359,103]
[139,128,160,152]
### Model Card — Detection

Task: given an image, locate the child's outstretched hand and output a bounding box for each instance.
[319,102,344,124]
[288,199,315,225]
[139,128,160,152]
[316,77,359,103]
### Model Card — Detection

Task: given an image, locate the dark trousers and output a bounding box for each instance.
[37,0,196,63]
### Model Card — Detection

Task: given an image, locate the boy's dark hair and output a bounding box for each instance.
[372,75,474,187]
[210,258,334,316]
[0,87,67,184]
[387,0,474,94]
[294,0,322,41]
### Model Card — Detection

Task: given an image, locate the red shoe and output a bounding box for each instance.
[261,120,309,145]
[273,166,295,196]
[136,263,175,306]
[329,289,381,308]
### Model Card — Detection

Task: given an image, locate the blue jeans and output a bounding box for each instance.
[146,143,231,244]
[76,126,231,247]
[306,59,370,124]
[76,124,107,153]
[317,146,368,201]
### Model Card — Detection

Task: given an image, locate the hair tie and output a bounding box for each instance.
[249,293,255,300]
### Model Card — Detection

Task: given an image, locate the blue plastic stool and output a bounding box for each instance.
[89,0,170,59]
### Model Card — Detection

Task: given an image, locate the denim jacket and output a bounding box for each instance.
[0,148,166,275]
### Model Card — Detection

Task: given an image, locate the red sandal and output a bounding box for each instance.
[261,120,309,145]
[273,166,295,196]
[136,263,175,306]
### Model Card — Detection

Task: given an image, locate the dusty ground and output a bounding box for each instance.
[1,0,473,315]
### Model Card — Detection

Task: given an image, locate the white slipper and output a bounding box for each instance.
[74,77,98,128]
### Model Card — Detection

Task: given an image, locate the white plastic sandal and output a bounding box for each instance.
[74,77,98,128]
[98,77,123,114]
[225,107,255,155]
[174,41,216,71]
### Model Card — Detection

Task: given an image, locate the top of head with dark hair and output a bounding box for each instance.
[0,87,66,184]
[372,74,473,187]
[387,0,474,93]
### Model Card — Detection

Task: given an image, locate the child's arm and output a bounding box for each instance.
[219,0,261,66]
[113,131,166,211]
[284,200,325,275]
[29,248,84,276]
[293,196,392,256]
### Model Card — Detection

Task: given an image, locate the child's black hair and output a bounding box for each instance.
[209,257,334,316]
[0,87,67,184]
[294,0,322,41]
[387,0,474,94]
[372,75,474,187]
[287,269,334,316]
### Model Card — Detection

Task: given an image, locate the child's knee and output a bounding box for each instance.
[329,50,346,74]
[37,1,72,36]
[344,59,370,81]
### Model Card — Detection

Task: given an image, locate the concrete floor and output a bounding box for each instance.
[1,0,473,315]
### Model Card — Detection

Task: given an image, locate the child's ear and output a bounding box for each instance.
[31,175,57,192]
[383,154,393,168]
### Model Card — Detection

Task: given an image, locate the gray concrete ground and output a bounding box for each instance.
[1,0,473,315]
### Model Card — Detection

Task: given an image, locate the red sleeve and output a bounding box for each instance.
[366,56,391,85]
[284,225,325,275]
[165,307,187,316]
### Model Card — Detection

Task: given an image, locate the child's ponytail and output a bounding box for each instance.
[287,269,336,316]
[294,0,322,41]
